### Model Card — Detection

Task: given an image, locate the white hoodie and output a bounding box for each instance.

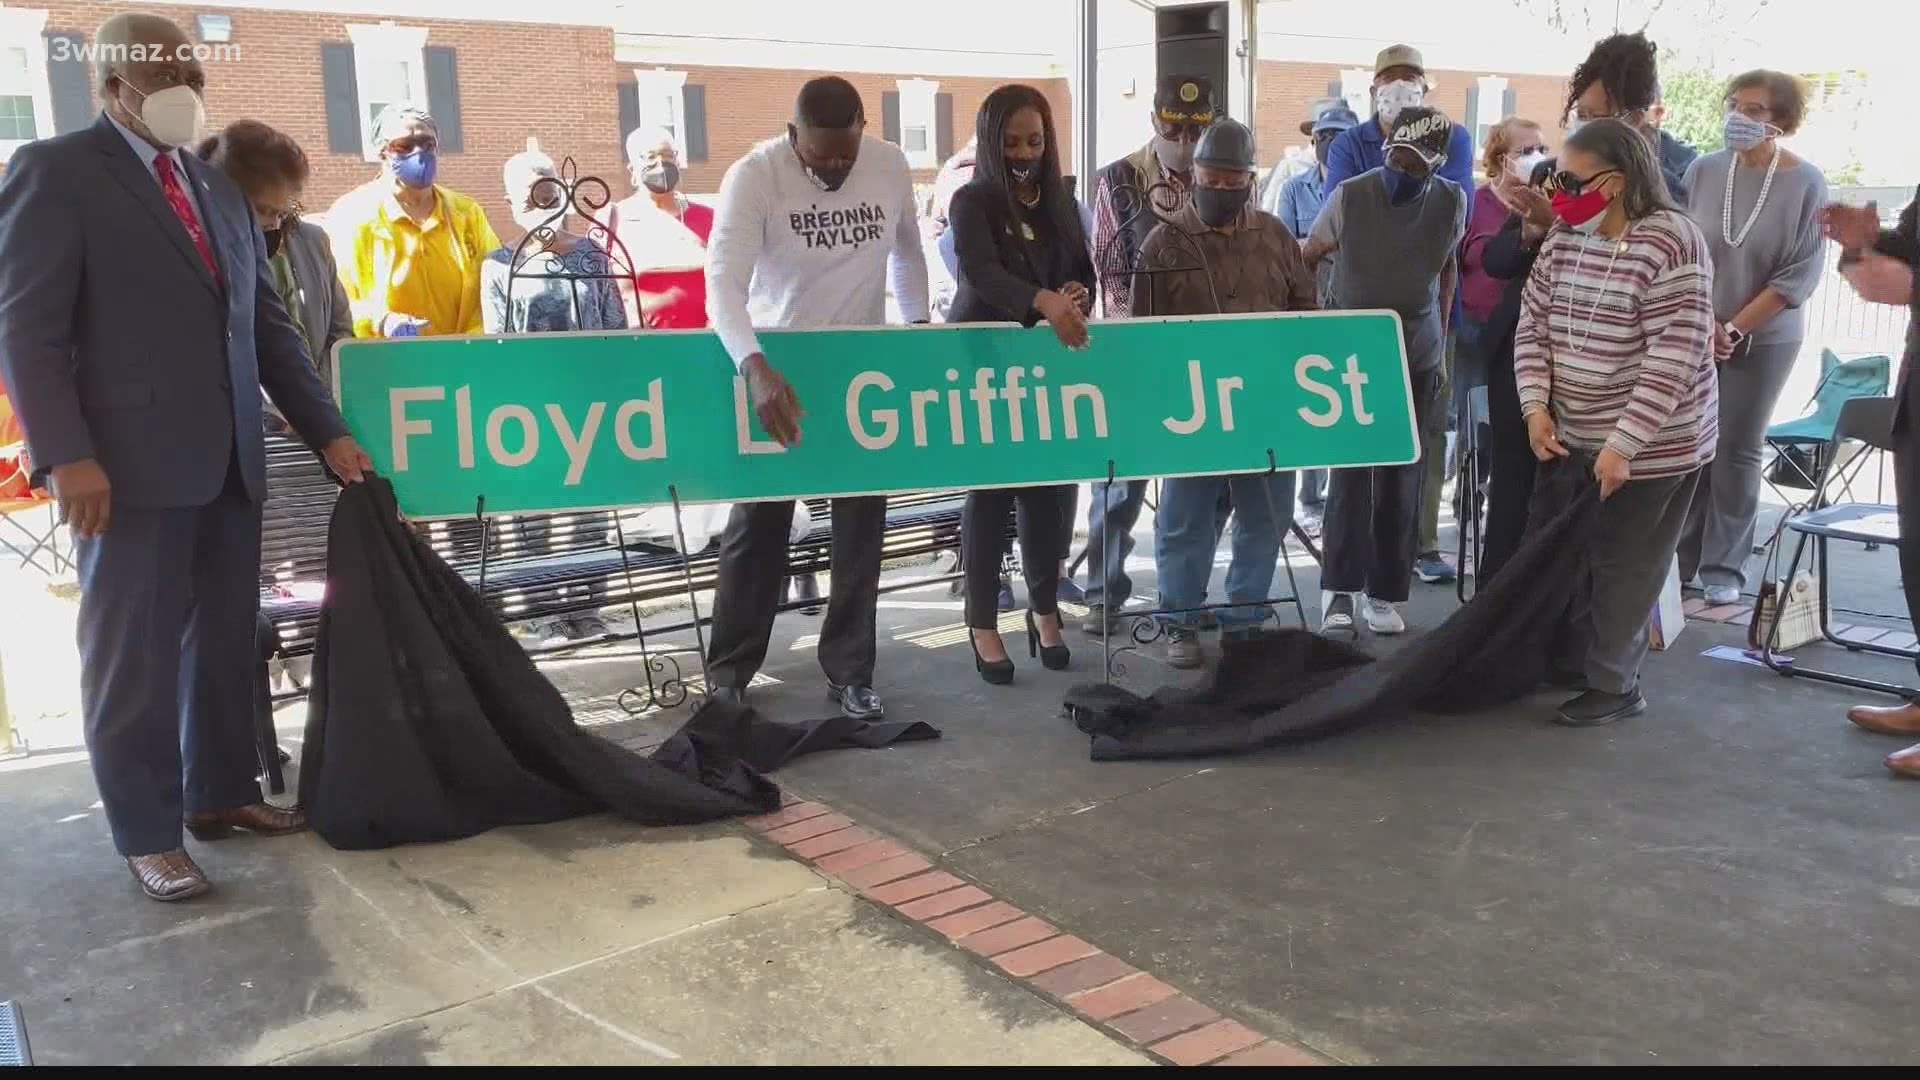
[705,133,930,368]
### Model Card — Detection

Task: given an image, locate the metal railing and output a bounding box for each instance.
[1804,186,1914,358]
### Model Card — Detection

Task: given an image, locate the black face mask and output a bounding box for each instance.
[1007,157,1039,185]
[640,160,680,194]
[1193,185,1250,227]
[792,135,854,192]
[264,225,285,257]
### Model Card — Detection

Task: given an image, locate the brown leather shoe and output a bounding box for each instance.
[127,849,212,902]
[185,802,308,841]
[1847,702,1920,736]
[1888,742,1920,778]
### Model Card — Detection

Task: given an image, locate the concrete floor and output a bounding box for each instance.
[0,744,1146,1066]
[4,487,1917,1064]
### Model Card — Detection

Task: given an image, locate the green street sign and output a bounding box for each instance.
[333,312,1417,519]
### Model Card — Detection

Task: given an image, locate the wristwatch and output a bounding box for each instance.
[1723,322,1747,348]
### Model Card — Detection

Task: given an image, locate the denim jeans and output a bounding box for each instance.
[1084,478,1148,607]
[1153,471,1297,628]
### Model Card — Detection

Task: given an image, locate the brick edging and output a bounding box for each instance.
[1683,596,1919,651]
[743,794,1326,1066]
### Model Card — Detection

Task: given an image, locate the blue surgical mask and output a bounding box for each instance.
[1722,111,1775,152]
[1384,162,1427,205]
[390,148,438,189]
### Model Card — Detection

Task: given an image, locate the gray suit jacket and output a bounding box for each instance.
[0,113,346,508]
[281,219,353,392]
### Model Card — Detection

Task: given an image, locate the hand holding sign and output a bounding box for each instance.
[743,353,804,446]
[1035,289,1090,350]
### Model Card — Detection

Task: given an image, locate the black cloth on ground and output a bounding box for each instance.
[1065,485,1600,759]
[300,479,937,850]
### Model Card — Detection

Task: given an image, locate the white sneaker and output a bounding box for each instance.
[1702,584,1741,606]
[1363,597,1406,635]
[1321,591,1356,635]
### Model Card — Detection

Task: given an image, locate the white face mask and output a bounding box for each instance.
[123,82,205,148]
[1374,80,1425,123]
[1510,150,1550,180]
[1563,116,1587,140]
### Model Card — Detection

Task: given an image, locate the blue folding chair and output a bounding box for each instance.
[1764,350,1891,509]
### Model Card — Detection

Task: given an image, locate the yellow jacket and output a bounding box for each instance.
[327,180,500,337]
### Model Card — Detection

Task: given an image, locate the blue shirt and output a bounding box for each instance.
[105,111,208,231]
[1321,112,1475,207]
[1273,168,1326,240]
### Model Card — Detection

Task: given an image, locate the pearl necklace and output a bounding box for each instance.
[1722,143,1780,248]
[1557,223,1633,354]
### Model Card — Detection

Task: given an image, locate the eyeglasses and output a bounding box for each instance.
[1512,143,1549,157]
[384,134,437,156]
[1549,168,1619,196]
[1154,118,1209,142]
[1725,99,1773,121]
[1571,107,1645,125]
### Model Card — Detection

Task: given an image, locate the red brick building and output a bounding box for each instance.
[0,0,1567,215]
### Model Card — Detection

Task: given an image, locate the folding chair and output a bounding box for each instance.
[0,495,68,576]
[1760,396,1917,697]
[1455,385,1489,603]
[1764,351,1891,509]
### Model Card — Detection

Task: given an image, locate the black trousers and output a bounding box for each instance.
[963,485,1072,628]
[1480,336,1536,583]
[1323,368,1445,603]
[705,496,886,689]
[1530,454,1700,695]
[1895,390,1920,682]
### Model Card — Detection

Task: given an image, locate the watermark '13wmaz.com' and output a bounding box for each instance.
[50,39,242,64]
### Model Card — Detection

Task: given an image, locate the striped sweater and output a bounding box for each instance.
[1515,209,1719,478]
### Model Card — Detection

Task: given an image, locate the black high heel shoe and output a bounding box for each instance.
[970,629,1016,685]
[1027,611,1071,671]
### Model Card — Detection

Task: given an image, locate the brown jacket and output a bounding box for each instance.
[1131,201,1318,318]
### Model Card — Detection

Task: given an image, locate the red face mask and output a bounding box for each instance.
[1550,187,1611,227]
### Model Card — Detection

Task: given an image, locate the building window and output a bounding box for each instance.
[1475,75,1509,154]
[896,78,938,169]
[0,7,53,158]
[633,68,688,157]
[347,21,429,161]
[1339,69,1373,120]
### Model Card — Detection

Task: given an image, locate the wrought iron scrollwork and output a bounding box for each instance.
[501,156,646,333]
[616,651,690,714]
[1090,179,1222,316]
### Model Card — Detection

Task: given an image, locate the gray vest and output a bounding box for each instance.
[1328,170,1461,372]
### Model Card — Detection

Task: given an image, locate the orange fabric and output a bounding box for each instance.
[1,380,41,500]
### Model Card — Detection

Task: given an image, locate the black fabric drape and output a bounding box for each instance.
[1065,487,1600,760]
[299,479,936,850]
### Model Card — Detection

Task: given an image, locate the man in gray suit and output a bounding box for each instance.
[0,12,370,901]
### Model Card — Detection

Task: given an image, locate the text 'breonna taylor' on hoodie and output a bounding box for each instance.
[705,133,931,368]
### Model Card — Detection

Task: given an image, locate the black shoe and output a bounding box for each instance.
[971,630,1016,685]
[997,577,1018,612]
[707,686,748,708]
[1026,611,1071,671]
[827,682,885,720]
[1553,688,1646,727]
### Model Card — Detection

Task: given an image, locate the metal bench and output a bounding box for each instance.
[252,435,987,790]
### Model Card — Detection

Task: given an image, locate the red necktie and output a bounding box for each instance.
[152,154,220,282]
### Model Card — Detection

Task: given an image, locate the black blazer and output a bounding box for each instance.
[944,180,1095,326]
[1480,212,1538,356]
[1872,187,1920,437]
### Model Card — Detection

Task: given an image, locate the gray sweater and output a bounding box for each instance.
[1683,150,1829,346]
